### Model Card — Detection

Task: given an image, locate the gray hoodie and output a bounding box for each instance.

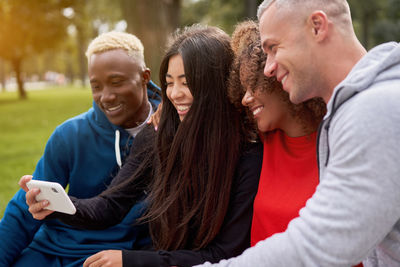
[196,42,400,267]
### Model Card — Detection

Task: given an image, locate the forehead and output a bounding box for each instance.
[259,4,288,48]
[167,54,185,73]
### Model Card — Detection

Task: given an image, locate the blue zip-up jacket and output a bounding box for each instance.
[0,82,161,266]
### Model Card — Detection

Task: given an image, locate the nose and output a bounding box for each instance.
[264,56,277,77]
[241,89,254,107]
[169,84,184,101]
[100,86,116,103]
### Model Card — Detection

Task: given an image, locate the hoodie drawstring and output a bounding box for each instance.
[115,130,122,169]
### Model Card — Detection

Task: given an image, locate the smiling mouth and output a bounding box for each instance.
[252,106,264,116]
[177,106,190,111]
[176,105,191,114]
[281,75,288,85]
[104,104,123,113]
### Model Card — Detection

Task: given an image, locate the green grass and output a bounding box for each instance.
[0,86,92,217]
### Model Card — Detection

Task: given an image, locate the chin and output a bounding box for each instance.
[257,125,270,134]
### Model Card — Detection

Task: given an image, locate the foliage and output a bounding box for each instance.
[372,0,400,45]
[119,0,181,84]
[0,86,92,217]
[0,0,71,98]
[182,0,262,34]
[349,0,400,48]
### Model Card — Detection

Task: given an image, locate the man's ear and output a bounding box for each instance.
[142,68,151,86]
[308,11,329,42]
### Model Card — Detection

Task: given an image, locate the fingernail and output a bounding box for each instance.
[43,200,49,206]
[155,126,158,131]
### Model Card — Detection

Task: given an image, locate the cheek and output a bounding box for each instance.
[184,88,194,103]
[92,91,101,103]
[127,88,143,105]
[166,88,172,102]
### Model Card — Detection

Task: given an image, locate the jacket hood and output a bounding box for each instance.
[326,42,400,117]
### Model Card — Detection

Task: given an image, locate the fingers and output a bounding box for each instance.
[83,253,100,267]
[19,175,33,192]
[83,250,122,267]
[83,251,107,267]
[25,188,53,220]
[147,102,162,131]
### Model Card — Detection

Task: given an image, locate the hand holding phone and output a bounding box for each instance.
[26,180,76,215]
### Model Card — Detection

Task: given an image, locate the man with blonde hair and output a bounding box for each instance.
[197,0,400,266]
[0,31,161,266]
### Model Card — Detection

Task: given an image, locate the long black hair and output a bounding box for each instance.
[144,24,245,250]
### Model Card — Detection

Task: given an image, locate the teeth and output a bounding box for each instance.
[281,75,287,85]
[253,106,263,116]
[107,104,122,111]
[177,106,190,111]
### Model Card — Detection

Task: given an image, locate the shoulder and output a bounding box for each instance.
[131,125,157,153]
[333,82,400,133]
[233,141,263,189]
[53,109,92,134]
[240,141,263,161]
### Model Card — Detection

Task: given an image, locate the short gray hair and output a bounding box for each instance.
[257,0,276,20]
[257,0,352,31]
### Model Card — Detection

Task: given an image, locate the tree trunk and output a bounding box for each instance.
[74,0,89,88]
[12,58,27,99]
[76,24,88,87]
[65,58,75,85]
[245,0,259,19]
[120,0,181,84]
[0,60,6,92]
[361,13,370,49]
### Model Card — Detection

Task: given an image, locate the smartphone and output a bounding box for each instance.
[26,180,76,215]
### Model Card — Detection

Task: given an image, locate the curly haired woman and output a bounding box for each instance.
[229,20,327,246]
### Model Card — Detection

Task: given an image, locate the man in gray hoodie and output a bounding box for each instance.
[196,0,400,267]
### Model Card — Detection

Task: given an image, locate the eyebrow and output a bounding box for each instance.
[166,73,186,79]
[109,74,124,79]
[261,39,270,52]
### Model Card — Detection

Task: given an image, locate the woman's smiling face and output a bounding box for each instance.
[240,65,289,133]
[166,54,193,121]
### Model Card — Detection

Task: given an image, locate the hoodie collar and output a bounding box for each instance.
[326,42,400,117]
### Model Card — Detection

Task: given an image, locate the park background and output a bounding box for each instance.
[1,0,399,217]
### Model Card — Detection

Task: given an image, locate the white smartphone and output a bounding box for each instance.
[26,180,76,215]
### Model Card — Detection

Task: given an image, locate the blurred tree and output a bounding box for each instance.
[181,0,263,34]
[120,0,181,83]
[69,0,122,87]
[372,0,400,45]
[245,0,260,19]
[0,0,71,99]
[72,0,90,87]
[0,59,6,92]
[348,0,386,49]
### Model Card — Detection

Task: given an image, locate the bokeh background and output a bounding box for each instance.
[1,0,399,217]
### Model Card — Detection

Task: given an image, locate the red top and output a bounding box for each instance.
[250,130,364,267]
[251,129,318,246]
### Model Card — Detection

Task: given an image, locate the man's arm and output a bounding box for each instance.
[0,129,70,265]
[196,87,400,266]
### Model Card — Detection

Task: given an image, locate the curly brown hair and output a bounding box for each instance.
[229,20,326,135]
